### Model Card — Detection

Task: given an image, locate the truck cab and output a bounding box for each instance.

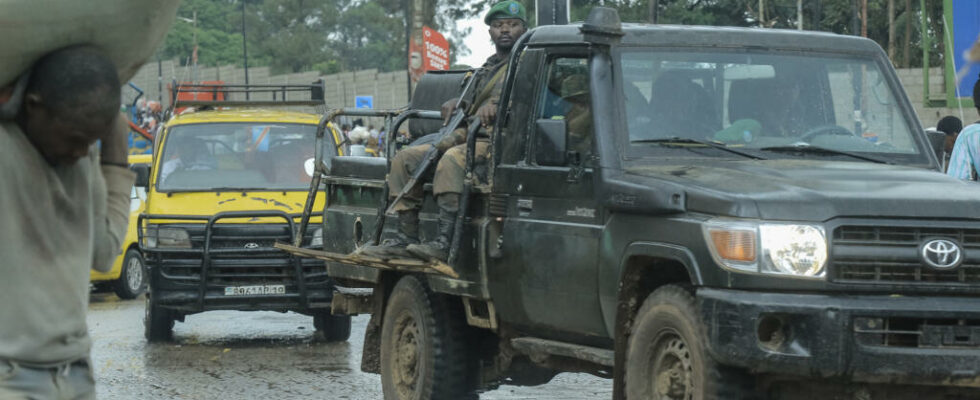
[140,83,352,342]
[282,9,980,399]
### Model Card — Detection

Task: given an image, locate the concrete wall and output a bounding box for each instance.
[894,67,973,128]
[124,61,970,129]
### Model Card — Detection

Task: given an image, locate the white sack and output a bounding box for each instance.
[0,0,180,87]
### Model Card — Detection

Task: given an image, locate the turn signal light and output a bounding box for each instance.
[709,230,756,262]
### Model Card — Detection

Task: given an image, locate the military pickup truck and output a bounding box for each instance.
[280,8,980,400]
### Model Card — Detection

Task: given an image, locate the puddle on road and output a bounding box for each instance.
[88,296,611,399]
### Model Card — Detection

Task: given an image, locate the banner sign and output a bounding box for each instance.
[422,26,449,71]
[355,95,373,109]
[409,24,449,84]
[952,0,980,99]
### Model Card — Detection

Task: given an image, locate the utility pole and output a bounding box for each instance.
[888,0,896,61]
[192,10,198,83]
[404,0,413,100]
[797,0,803,30]
[157,57,163,103]
[851,0,860,36]
[861,0,868,37]
[241,1,250,97]
[759,0,765,26]
[903,0,911,67]
[649,0,658,24]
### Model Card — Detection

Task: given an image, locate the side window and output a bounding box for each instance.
[535,57,593,165]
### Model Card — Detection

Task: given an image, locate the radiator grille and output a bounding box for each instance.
[832,225,980,286]
[854,317,980,349]
[151,224,328,287]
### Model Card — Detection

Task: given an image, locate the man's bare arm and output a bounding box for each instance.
[92,113,135,272]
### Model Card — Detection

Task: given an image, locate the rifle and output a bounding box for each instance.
[384,68,483,215]
[447,117,482,266]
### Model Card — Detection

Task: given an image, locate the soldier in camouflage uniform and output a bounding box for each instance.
[362,0,528,261]
[560,74,593,155]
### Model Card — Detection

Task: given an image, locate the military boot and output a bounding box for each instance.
[407,208,457,262]
[358,210,419,259]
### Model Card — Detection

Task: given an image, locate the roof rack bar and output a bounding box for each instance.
[176,100,325,107]
[171,81,328,109]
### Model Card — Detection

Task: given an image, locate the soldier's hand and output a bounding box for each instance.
[476,102,497,127]
[441,98,459,124]
[435,127,467,152]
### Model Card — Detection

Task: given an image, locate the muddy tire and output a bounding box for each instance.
[114,249,147,299]
[144,293,174,342]
[380,275,476,400]
[625,285,755,400]
[314,313,352,342]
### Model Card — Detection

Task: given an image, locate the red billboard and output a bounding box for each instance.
[409,25,450,83]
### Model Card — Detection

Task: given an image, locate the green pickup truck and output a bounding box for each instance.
[282,8,980,400]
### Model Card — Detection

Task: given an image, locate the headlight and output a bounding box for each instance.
[759,224,827,277]
[310,227,323,248]
[143,226,192,249]
[703,218,827,279]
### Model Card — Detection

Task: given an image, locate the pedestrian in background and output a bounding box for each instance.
[946,75,980,181]
[0,45,134,400]
[936,115,963,172]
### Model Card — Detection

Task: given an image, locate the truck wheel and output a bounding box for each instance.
[144,294,174,342]
[114,249,147,299]
[380,275,475,400]
[625,285,755,400]
[314,313,352,342]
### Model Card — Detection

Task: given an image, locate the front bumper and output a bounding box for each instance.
[700,288,980,387]
[141,210,333,313]
[152,286,334,312]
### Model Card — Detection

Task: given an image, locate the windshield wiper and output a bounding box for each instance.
[631,137,766,160]
[210,187,271,192]
[758,143,890,164]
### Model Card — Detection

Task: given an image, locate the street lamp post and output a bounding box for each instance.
[241,1,250,98]
[192,11,198,83]
[175,14,199,83]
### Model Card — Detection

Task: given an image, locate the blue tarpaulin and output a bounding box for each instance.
[952,0,980,98]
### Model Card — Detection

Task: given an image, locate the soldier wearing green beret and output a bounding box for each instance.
[362,1,529,262]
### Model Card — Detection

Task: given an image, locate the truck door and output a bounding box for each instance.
[489,53,607,339]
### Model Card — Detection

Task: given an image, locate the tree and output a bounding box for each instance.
[247,0,337,73]
[160,0,246,67]
[330,1,407,72]
[156,0,946,76]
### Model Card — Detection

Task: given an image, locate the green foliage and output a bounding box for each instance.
[160,0,246,67]
[331,1,407,72]
[157,0,947,75]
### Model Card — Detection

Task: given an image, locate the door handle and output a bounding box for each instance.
[517,198,533,212]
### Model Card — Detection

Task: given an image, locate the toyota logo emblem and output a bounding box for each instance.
[919,238,963,270]
[244,242,260,249]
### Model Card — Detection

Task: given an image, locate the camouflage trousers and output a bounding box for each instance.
[387,140,490,212]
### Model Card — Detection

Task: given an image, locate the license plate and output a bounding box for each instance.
[223,285,286,296]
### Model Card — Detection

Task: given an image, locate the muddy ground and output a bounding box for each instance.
[87,293,611,399]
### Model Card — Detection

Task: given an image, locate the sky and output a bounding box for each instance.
[453,16,495,68]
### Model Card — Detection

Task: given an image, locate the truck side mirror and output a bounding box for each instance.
[535,118,568,166]
[924,129,945,165]
[131,164,151,188]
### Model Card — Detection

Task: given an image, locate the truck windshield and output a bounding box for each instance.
[620,49,921,163]
[157,123,319,191]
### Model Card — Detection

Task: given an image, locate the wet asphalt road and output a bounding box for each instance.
[87,293,611,399]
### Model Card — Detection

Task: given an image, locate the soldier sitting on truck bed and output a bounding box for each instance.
[360,1,529,262]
